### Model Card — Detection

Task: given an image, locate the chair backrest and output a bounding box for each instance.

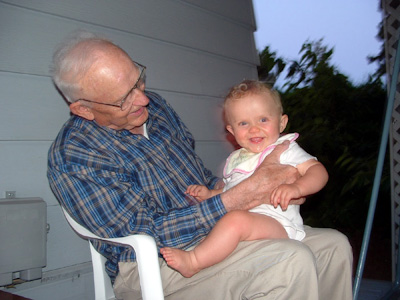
[62,207,116,300]
[61,207,164,300]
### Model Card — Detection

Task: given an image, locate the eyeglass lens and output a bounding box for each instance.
[121,66,146,111]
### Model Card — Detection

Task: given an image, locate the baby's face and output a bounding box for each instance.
[225,93,287,153]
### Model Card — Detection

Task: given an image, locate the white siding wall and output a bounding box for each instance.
[0,0,258,290]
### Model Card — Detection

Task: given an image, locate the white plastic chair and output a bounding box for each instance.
[61,207,164,300]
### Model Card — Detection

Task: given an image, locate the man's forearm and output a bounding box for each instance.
[220,164,297,212]
[220,142,301,212]
[220,177,263,211]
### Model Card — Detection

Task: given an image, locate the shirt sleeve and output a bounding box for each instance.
[48,144,226,250]
[280,141,317,167]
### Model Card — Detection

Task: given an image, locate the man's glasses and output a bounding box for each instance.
[76,61,146,111]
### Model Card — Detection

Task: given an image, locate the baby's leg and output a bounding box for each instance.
[161,210,287,277]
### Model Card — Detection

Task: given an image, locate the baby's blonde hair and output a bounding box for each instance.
[224,80,283,114]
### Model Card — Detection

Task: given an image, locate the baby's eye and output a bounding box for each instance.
[239,121,247,126]
[260,118,268,122]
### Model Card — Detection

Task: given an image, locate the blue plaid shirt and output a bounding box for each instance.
[47,91,226,280]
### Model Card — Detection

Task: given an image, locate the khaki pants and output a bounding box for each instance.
[114,226,353,300]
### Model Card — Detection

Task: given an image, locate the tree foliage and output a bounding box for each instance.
[367,20,386,81]
[257,40,389,236]
[257,46,286,85]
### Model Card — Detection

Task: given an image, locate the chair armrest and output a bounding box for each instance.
[98,235,164,300]
[61,207,164,299]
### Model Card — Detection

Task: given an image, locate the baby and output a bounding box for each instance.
[160,80,328,278]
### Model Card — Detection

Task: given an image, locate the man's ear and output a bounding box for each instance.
[70,101,95,121]
[280,114,288,133]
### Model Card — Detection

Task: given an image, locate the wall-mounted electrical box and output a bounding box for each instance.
[0,198,47,286]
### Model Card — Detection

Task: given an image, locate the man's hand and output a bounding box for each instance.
[221,141,304,211]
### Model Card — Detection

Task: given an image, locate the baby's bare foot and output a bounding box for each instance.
[160,247,200,278]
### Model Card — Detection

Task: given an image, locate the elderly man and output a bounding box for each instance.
[47,31,353,300]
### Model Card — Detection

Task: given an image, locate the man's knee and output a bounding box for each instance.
[288,241,317,271]
[237,240,319,299]
[238,239,317,273]
[328,229,353,269]
[319,229,353,262]
[334,230,352,255]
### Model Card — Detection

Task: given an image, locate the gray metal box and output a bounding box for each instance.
[0,198,47,286]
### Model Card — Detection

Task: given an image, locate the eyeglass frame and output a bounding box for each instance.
[75,61,146,111]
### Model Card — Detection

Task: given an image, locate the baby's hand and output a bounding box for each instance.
[271,184,302,210]
[186,185,212,201]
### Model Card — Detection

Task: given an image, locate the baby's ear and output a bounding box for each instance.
[226,125,234,136]
[280,114,288,133]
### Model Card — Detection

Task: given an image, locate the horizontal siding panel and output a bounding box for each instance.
[0,72,70,141]
[46,205,91,271]
[143,47,257,97]
[0,141,57,205]
[195,141,235,176]
[1,0,257,64]
[157,91,226,142]
[0,4,57,76]
[182,0,256,27]
[0,4,257,97]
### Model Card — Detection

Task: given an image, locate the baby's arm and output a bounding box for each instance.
[271,160,328,210]
[186,184,223,202]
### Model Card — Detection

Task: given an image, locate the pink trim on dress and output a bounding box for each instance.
[223,133,299,177]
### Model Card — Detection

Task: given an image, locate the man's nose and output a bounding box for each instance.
[133,89,149,106]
